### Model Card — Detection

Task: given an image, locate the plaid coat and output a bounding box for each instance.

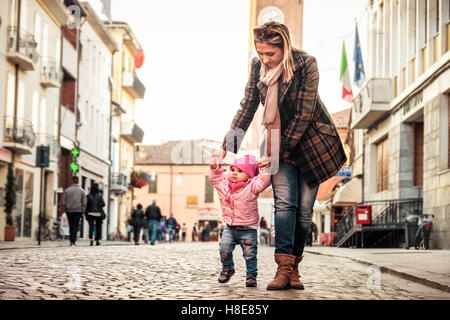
[223,50,347,188]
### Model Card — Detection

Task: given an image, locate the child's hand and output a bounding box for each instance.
[210,154,220,170]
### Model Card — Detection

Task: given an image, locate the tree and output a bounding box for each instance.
[4,164,16,226]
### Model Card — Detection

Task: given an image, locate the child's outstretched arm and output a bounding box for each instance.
[250,167,272,194]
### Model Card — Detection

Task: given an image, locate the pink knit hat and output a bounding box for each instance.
[230,155,259,178]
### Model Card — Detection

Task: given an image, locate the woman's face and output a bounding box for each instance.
[255,41,283,69]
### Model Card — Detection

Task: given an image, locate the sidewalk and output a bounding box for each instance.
[304,246,450,293]
[0,239,133,250]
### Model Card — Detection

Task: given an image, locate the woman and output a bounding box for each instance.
[217,22,346,290]
[131,204,145,245]
[85,183,105,246]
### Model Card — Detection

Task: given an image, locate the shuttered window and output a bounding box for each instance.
[377,137,389,192]
[414,122,424,186]
[148,175,157,193]
[205,176,214,203]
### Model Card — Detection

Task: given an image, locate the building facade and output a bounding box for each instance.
[104,21,145,239]
[76,2,118,240]
[0,0,70,240]
[350,0,449,248]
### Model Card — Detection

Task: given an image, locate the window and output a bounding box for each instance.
[414,122,424,186]
[377,137,389,192]
[205,176,214,203]
[187,196,198,206]
[148,175,157,193]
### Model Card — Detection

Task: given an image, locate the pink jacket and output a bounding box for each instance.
[209,167,271,227]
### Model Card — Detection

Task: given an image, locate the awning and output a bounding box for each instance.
[332,178,362,206]
[317,190,337,202]
[313,200,329,213]
[197,211,220,220]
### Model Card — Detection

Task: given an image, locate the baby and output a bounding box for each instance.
[209,154,271,287]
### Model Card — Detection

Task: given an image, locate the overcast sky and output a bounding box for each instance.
[89,0,368,145]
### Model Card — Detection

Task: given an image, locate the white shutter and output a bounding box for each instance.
[43,22,48,59]
[39,96,47,134]
[6,73,15,118]
[32,91,39,130]
[34,13,41,55]
[17,79,25,121]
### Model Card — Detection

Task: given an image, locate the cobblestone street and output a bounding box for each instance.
[0,242,449,300]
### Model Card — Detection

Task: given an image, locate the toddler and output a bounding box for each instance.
[209,154,271,287]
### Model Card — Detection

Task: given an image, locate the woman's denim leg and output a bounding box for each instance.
[293,172,319,257]
[219,226,237,270]
[271,160,298,255]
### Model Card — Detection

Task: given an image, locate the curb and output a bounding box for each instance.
[305,250,450,293]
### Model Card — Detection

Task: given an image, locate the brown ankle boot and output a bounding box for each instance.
[289,256,305,290]
[266,254,295,290]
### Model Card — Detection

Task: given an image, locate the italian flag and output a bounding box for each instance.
[340,41,354,103]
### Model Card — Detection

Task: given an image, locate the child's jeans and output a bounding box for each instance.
[219,225,258,275]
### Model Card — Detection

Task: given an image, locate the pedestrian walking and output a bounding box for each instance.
[209,154,271,287]
[126,216,133,242]
[85,183,105,246]
[202,222,211,242]
[192,223,198,241]
[166,213,177,243]
[216,21,346,290]
[175,223,181,241]
[158,219,168,243]
[181,223,187,242]
[145,200,162,245]
[142,216,149,244]
[62,176,87,246]
[259,217,270,245]
[131,204,145,245]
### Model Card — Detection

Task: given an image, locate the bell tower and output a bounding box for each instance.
[242,0,304,152]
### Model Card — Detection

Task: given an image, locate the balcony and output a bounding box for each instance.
[351,78,393,129]
[122,71,146,99]
[121,120,144,144]
[6,27,39,71]
[40,57,63,88]
[3,116,36,155]
[37,134,61,160]
[110,173,128,194]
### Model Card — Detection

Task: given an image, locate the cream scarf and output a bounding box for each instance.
[261,63,284,157]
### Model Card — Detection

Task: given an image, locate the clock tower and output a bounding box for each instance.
[242,0,304,152]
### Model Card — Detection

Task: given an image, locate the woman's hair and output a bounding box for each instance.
[90,183,99,194]
[137,204,143,210]
[253,21,301,83]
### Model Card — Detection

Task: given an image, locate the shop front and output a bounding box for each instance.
[197,210,220,242]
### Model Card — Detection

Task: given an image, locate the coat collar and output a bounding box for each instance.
[257,50,307,105]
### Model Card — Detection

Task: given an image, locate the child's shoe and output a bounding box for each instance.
[246,274,257,287]
[218,269,235,283]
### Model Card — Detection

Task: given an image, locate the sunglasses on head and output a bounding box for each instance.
[253,28,278,40]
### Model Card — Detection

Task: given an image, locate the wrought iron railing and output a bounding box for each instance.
[41,57,63,84]
[7,27,39,64]
[335,207,355,242]
[4,116,36,148]
[111,173,128,188]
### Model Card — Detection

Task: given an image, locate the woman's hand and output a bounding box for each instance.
[257,156,271,168]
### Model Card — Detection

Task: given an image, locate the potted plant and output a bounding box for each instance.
[130,170,149,189]
[4,164,16,241]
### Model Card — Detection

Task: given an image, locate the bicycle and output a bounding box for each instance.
[50,219,65,241]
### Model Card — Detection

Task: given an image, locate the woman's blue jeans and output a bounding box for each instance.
[219,225,258,275]
[272,159,319,257]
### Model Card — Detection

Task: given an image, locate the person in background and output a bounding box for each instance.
[166,213,177,243]
[181,223,187,242]
[192,223,198,242]
[85,183,105,246]
[145,200,162,245]
[131,204,145,245]
[158,219,168,243]
[62,176,87,247]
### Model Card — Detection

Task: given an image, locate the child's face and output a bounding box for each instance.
[229,166,250,183]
